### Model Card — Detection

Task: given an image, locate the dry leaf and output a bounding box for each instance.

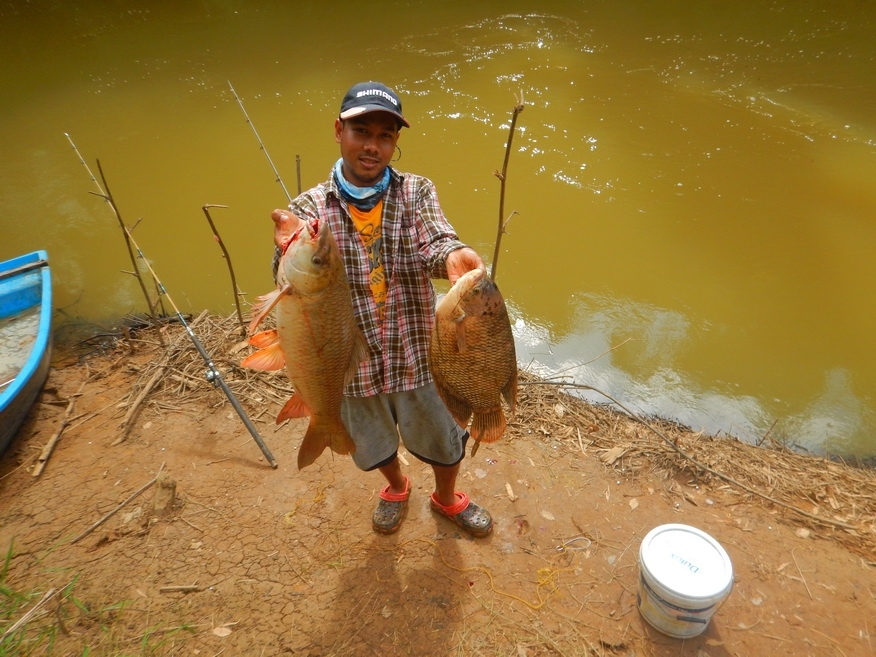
[540,510,555,521]
[600,446,626,465]
[628,498,639,510]
[229,340,249,355]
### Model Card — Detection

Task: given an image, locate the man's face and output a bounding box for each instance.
[335,112,401,187]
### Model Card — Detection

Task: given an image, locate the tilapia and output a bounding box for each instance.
[242,211,368,469]
[429,268,517,456]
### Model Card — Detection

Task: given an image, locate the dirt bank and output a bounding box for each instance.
[1,314,874,656]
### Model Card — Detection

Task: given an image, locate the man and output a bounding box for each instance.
[274,81,492,537]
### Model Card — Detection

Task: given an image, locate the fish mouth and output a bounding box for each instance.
[281,217,320,254]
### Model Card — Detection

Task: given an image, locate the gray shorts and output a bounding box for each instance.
[341,382,468,471]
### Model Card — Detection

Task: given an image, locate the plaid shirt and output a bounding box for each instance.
[275,166,467,397]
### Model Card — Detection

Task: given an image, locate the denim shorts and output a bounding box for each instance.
[341,382,468,471]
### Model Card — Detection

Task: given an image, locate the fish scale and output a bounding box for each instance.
[243,211,368,469]
[429,268,517,454]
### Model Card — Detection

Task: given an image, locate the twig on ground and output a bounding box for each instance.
[791,548,813,600]
[551,380,861,532]
[113,312,207,446]
[33,382,86,477]
[70,462,166,544]
[1,582,70,640]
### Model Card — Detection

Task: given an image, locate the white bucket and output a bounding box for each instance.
[636,523,733,638]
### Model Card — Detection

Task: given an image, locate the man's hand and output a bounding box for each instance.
[446,247,486,284]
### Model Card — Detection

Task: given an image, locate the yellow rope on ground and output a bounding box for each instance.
[398,537,570,611]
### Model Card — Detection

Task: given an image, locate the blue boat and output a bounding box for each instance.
[0,250,52,454]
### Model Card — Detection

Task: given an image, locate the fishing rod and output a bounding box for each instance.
[227,80,296,203]
[122,228,278,468]
[65,134,278,468]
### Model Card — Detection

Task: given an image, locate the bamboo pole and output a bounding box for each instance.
[227,80,294,205]
[490,91,525,283]
[65,133,156,321]
[201,204,245,334]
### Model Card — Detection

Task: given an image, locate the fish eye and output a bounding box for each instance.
[311,256,323,266]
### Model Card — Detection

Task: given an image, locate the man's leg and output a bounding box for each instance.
[379,456,408,495]
[430,461,493,537]
[431,461,461,507]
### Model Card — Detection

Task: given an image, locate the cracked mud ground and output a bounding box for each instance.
[1,324,874,656]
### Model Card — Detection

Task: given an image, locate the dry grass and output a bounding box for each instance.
[97,311,876,561]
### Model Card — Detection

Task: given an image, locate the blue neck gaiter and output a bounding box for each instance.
[333,158,391,210]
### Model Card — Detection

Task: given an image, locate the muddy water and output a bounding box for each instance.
[1,2,874,458]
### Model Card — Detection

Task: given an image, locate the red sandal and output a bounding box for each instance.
[372,476,410,534]
[430,491,493,538]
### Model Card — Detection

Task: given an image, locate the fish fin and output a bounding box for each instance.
[296,425,328,469]
[344,327,370,385]
[247,285,290,335]
[297,417,356,469]
[240,341,286,371]
[470,407,506,443]
[276,392,312,423]
[435,385,473,429]
[248,329,279,349]
[501,369,519,414]
[453,315,469,352]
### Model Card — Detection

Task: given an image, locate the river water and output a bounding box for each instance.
[1,1,874,459]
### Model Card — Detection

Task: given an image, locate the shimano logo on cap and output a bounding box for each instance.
[339,81,410,127]
[356,89,399,107]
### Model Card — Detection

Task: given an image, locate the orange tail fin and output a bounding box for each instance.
[469,407,506,443]
[296,417,356,469]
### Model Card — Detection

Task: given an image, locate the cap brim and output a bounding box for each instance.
[339,104,411,128]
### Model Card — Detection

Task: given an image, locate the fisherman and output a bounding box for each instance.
[272,81,493,537]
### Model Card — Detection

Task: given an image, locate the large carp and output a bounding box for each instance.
[242,211,368,469]
[429,268,517,456]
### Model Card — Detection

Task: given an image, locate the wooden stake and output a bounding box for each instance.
[201,204,245,335]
